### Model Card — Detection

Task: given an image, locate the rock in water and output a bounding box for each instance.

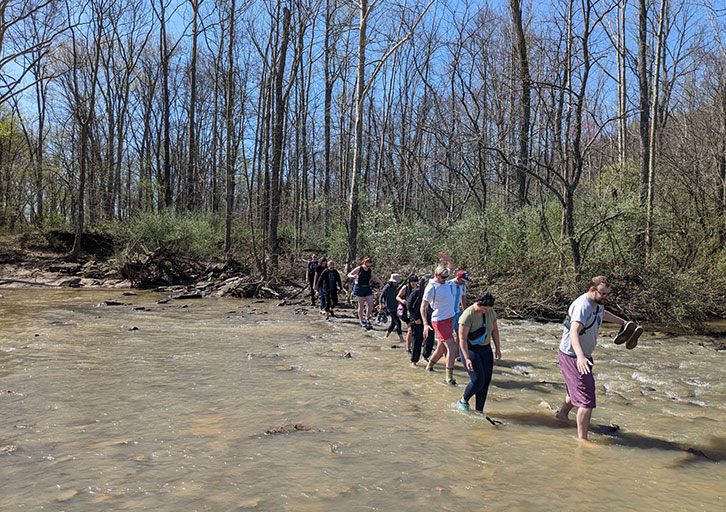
[172,292,202,300]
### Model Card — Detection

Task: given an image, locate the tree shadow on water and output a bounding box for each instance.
[596,430,726,465]
[491,410,726,463]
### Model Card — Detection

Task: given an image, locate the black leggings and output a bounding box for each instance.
[323,290,338,312]
[411,321,435,362]
[411,322,423,362]
[387,312,402,335]
[461,343,494,412]
[309,280,316,304]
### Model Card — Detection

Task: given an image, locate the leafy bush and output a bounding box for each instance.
[107,211,223,261]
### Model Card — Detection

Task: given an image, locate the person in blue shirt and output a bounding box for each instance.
[449,270,469,339]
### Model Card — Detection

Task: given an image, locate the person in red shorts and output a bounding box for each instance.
[421,255,459,385]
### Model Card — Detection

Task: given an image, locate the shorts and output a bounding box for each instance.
[432,317,454,343]
[558,350,596,408]
[353,285,373,298]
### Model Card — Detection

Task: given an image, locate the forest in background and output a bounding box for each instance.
[1,0,726,329]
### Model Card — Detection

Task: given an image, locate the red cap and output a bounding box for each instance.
[456,270,469,281]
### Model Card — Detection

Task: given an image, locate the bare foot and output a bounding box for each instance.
[575,438,603,450]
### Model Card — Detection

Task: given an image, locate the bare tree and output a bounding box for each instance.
[186,0,202,210]
[645,0,667,259]
[224,0,236,256]
[267,5,291,269]
[510,0,531,207]
[345,0,435,269]
[65,0,104,261]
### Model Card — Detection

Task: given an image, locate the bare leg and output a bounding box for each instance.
[357,297,366,323]
[365,296,374,322]
[556,394,574,421]
[429,340,446,364]
[406,327,413,351]
[576,407,592,440]
[443,338,457,368]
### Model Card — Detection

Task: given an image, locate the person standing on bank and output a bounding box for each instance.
[421,255,459,385]
[556,276,642,440]
[316,260,343,321]
[348,257,384,328]
[306,253,319,306]
[457,292,501,414]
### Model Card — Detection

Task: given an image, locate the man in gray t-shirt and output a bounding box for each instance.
[559,292,604,358]
[556,276,631,440]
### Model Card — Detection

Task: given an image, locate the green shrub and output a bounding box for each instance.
[107,211,224,261]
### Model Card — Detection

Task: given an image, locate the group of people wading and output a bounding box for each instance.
[305,253,643,440]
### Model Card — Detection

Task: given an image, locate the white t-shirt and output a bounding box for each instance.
[559,292,603,357]
[423,280,456,322]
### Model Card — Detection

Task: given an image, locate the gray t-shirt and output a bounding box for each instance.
[559,292,603,357]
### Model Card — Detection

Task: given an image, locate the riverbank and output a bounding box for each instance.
[2,232,725,339]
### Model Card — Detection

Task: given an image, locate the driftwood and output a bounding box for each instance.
[0,279,59,287]
[121,247,203,288]
[259,285,280,298]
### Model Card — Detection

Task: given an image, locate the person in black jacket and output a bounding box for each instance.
[379,273,404,342]
[397,275,419,353]
[305,253,319,305]
[408,275,434,367]
[316,260,343,321]
[312,257,328,313]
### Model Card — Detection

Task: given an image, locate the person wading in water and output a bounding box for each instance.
[348,257,384,329]
[421,255,460,385]
[556,276,642,440]
[457,291,501,417]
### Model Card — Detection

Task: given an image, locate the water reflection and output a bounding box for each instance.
[0,289,724,510]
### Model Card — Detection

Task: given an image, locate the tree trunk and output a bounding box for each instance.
[637,0,650,210]
[324,0,334,236]
[187,0,201,211]
[224,0,236,256]
[617,0,628,169]
[645,0,666,261]
[511,0,531,207]
[268,6,291,270]
[159,1,172,209]
[346,0,368,270]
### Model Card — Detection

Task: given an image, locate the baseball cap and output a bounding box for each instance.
[456,270,469,281]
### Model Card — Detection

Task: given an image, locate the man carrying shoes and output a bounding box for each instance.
[556,276,642,440]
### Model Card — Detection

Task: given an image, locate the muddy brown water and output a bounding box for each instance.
[0,289,724,510]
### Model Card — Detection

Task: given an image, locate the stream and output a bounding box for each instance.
[1,289,724,510]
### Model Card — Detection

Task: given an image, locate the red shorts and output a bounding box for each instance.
[432,317,454,342]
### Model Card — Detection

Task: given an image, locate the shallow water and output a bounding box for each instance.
[0,289,724,511]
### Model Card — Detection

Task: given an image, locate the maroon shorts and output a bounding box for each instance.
[558,350,596,408]
[432,317,454,342]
